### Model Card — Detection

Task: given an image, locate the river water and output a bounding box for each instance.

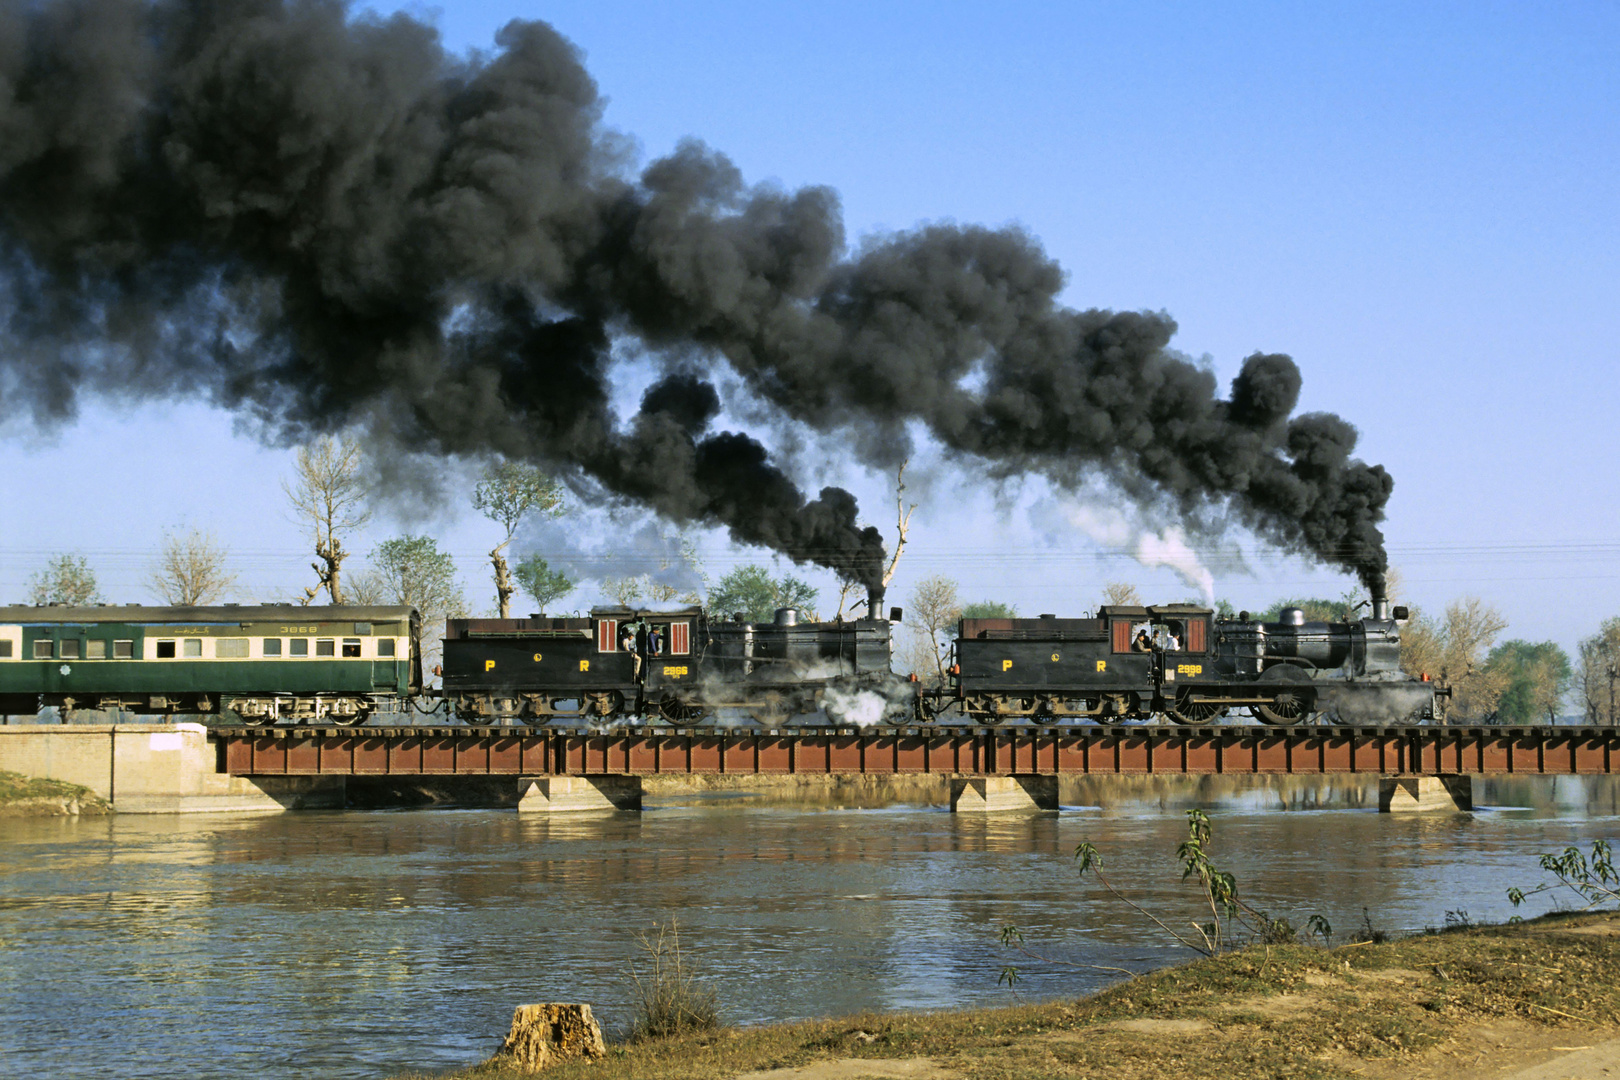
[2,776,1617,1080]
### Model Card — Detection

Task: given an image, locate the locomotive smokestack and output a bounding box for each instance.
[867,584,886,620]
[1370,571,1388,621]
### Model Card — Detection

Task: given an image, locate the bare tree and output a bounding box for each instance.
[1102,581,1142,607]
[604,576,645,607]
[1579,618,1620,725]
[28,554,102,605]
[283,435,371,605]
[1440,597,1510,721]
[150,528,236,605]
[472,461,566,617]
[903,575,961,685]
[837,460,916,619]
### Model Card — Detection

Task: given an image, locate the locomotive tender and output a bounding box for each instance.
[0,604,421,724]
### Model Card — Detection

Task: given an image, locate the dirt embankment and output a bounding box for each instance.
[407,911,1620,1080]
[0,770,111,817]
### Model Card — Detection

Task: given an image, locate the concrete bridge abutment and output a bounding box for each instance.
[1379,775,1472,813]
[950,775,1059,813]
[517,775,642,814]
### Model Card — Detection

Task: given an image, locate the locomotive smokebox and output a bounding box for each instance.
[1370,572,1388,621]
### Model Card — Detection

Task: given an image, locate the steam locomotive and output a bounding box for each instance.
[440,586,1441,727]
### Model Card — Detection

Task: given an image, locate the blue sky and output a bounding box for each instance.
[1,1,1615,660]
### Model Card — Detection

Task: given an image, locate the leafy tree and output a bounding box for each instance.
[1257,596,1357,622]
[513,553,574,615]
[1578,618,1620,725]
[28,554,102,605]
[350,536,468,622]
[1487,640,1572,724]
[707,565,818,622]
[961,600,1018,619]
[903,575,961,685]
[472,462,566,617]
[283,435,371,604]
[150,528,236,605]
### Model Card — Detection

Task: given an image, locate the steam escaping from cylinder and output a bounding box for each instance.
[0,1,1392,589]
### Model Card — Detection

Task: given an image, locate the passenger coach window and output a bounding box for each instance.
[377,639,396,657]
[33,640,52,658]
[217,639,249,658]
[60,640,80,660]
[316,639,335,657]
[113,640,133,659]
[342,639,361,658]
[183,639,203,658]
[289,639,309,657]
[0,641,12,658]
[157,641,176,658]
[263,638,282,657]
[87,640,107,659]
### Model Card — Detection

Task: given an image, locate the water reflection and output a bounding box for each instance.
[2,776,1618,1080]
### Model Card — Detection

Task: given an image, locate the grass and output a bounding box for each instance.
[399,909,1620,1080]
[0,769,108,811]
[627,921,721,1042]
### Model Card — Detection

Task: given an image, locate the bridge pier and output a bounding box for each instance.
[1380,775,1472,813]
[950,775,1058,813]
[518,775,642,814]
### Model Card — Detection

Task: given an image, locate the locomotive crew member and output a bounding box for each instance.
[1133,629,1153,652]
[1163,624,1182,651]
[620,619,642,679]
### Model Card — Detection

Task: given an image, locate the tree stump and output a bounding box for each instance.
[492,1003,607,1073]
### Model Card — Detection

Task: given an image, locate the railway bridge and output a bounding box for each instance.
[217,723,1620,813]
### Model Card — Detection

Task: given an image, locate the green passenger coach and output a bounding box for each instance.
[0,604,422,725]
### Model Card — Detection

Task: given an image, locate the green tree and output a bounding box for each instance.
[1487,640,1572,724]
[513,553,574,615]
[961,600,1019,619]
[1257,596,1356,622]
[28,554,102,605]
[708,565,818,622]
[350,536,468,622]
[472,462,566,618]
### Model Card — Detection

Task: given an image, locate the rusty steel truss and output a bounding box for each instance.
[216,724,1620,778]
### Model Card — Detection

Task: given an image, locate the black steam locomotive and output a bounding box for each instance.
[440,586,1440,727]
[932,598,1438,726]
[441,601,902,726]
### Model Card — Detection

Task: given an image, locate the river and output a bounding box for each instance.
[2,775,1616,1079]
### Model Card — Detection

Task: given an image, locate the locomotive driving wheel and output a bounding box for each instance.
[657,694,705,727]
[964,694,1003,725]
[1252,666,1316,726]
[1164,695,1228,726]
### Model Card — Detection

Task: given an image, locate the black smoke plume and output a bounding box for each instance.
[0,0,1392,589]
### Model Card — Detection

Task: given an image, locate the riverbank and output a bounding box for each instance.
[0,770,110,816]
[411,910,1620,1080]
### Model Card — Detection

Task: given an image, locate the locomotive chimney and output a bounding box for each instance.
[1370,571,1388,621]
[867,584,886,620]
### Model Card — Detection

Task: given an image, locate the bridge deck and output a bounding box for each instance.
[216,724,1620,777]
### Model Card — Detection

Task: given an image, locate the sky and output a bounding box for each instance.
[0,1,1616,664]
